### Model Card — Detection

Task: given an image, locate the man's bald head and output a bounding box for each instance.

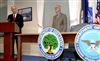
[11,6,17,14]
[55,5,61,13]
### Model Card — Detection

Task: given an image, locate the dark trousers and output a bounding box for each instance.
[48,52,63,61]
[12,29,21,57]
[12,32,18,57]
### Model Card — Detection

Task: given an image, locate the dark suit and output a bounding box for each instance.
[7,13,24,57]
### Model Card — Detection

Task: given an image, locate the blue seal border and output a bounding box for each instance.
[38,27,64,59]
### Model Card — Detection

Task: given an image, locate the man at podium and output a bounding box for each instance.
[7,6,24,57]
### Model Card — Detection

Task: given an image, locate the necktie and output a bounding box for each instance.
[13,14,16,22]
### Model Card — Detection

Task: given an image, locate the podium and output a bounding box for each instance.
[0,22,19,61]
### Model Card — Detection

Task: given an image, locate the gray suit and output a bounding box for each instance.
[52,13,67,32]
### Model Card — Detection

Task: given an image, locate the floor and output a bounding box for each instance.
[0,53,83,61]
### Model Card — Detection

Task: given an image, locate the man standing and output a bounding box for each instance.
[48,5,67,61]
[52,5,67,32]
[7,6,24,57]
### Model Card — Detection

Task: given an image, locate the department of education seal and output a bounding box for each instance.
[38,27,64,59]
[75,25,100,61]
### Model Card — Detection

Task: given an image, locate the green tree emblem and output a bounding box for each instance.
[42,34,58,54]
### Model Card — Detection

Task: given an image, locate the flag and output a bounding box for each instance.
[88,7,93,24]
[80,0,89,23]
[93,0,100,24]
[97,0,100,24]
[96,0,100,11]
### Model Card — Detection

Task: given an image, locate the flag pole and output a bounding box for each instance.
[79,0,82,24]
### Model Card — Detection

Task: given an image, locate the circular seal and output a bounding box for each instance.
[38,27,64,59]
[75,25,100,61]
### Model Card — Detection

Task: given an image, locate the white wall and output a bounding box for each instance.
[14,0,41,56]
[15,0,38,33]
[0,0,7,22]
[7,0,15,15]
[0,0,8,54]
[0,37,3,53]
